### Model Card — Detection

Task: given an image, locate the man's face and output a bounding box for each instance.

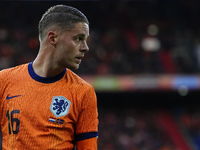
[55,22,89,70]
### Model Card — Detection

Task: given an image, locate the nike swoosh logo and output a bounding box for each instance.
[6,94,22,100]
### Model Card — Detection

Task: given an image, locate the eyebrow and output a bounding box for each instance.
[75,33,89,38]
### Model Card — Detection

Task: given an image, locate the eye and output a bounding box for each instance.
[76,37,84,42]
[76,38,80,42]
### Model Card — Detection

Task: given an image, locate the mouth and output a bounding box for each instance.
[75,56,83,63]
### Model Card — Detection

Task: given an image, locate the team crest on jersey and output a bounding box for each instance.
[50,96,71,117]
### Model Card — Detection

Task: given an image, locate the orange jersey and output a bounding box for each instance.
[0,62,98,150]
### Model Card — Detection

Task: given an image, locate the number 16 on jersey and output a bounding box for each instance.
[6,110,20,134]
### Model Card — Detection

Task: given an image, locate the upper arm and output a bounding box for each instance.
[0,71,4,103]
[0,69,7,110]
[0,71,5,119]
[75,86,98,147]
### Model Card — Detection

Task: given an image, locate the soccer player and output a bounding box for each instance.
[0,5,98,150]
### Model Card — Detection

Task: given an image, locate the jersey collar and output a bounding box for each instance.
[28,62,66,83]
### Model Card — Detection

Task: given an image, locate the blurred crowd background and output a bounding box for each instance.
[1,1,200,150]
[0,1,200,75]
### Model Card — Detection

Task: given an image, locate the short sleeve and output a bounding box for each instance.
[0,70,5,116]
[0,71,4,105]
[75,86,98,141]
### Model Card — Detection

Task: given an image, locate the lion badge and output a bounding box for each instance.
[50,96,71,117]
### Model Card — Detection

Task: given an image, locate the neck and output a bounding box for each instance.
[32,47,64,78]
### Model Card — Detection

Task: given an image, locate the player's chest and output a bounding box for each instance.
[3,84,77,124]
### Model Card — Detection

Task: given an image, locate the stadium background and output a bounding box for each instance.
[1,1,200,149]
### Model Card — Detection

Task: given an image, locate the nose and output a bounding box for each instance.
[80,41,89,52]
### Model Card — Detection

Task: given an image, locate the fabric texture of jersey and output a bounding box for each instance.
[0,62,98,150]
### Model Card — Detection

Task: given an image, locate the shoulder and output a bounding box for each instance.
[66,69,94,91]
[0,63,29,81]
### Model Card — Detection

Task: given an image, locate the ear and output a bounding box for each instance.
[47,31,57,46]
